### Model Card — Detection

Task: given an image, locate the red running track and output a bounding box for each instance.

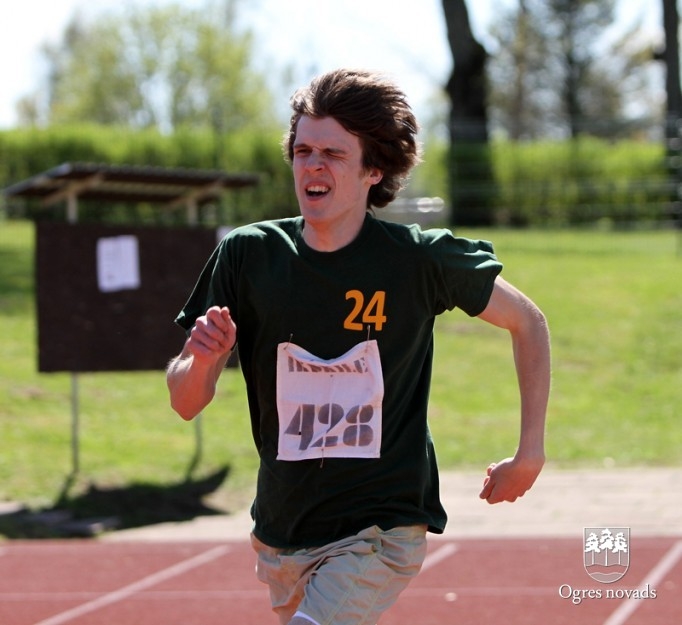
[0,536,680,625]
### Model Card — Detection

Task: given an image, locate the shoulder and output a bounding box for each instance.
[369,217,442,250]
[370,216,496,259]
[218,218,301,251]
[221,217,300,241]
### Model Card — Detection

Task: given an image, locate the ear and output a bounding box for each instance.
[367,168,383,185]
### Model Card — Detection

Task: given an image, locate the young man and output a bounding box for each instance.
[167,69,550,625]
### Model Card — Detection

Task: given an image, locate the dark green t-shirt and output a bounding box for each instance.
[176,214,502,548]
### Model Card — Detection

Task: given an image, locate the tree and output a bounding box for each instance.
[661,0,682,123]
[487,0,550,140]
[547,0,615,138]
[658,0,681,224]
[599,528,614,565]
[441,0,495,226]
[19,1,276,142]
[612,532,628,565]
[488,0,661,140]
[584,532,600,566]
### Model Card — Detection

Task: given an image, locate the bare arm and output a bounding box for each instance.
[476,276,551,504]
[166,306,237,420]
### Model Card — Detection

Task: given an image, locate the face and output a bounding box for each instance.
[292,115,382,234]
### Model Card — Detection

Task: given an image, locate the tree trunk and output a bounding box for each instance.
[661,0,681,226]
[662,0,682,118]
[510,0,530,141]
[442,0,495,226]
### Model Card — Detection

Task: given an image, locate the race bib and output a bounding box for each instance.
[276,340,384,461]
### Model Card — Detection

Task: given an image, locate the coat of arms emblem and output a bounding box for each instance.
[584,527,630,583]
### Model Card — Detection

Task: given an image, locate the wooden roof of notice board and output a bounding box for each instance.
[3,162,259,217]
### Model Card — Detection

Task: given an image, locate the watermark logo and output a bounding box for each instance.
[583,527,630,583]
[559,528,659,605]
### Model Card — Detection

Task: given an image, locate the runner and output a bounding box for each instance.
[167,68,551,625]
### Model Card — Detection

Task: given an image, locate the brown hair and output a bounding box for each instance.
[284,69,421,209]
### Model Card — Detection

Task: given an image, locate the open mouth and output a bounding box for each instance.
[306,185,330,198]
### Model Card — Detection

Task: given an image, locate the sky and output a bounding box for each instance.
[0,0,664,129]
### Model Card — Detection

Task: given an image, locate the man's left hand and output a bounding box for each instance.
[479,455,544,504]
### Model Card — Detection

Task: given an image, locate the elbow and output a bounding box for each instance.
[511,304,551,357]
[535,308,550,341]
[522,300,549,337]
[166,354,216,420]
[168,386,214,421]
[175,406,199,422]
[533,308,550,338]
[168,385,207,421]
[170,399,199,421]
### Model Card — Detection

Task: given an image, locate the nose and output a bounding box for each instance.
[304,149,325,171]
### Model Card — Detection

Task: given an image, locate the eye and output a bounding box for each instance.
[293,146,311,158]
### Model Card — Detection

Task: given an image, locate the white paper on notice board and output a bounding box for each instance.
[96,235,141,292]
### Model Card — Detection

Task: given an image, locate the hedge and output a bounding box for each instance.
[1,126,676,227]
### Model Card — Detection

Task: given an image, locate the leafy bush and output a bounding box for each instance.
[491,138,670,226]
[0,125,296,225]
[1,127,674,227]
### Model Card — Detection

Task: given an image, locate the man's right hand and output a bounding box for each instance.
[167,306,237,420]
[186,306,237,364]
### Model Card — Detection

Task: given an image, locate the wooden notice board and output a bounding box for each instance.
[35,221,218,372]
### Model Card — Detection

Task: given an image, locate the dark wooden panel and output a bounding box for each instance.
[35,222,218,372]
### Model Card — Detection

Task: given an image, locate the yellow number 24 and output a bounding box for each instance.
[344,290,387,332]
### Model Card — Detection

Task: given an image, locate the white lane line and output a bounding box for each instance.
[33,544,230,625]
[3,589,267,602]
[602,539,682,625]
[421,543,458,572]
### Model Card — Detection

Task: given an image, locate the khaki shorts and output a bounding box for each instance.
[251,525,428,625]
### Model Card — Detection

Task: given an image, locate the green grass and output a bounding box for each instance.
[433,226,682,468]
[1,221,680,513]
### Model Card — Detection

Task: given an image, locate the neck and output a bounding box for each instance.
[302,213,367,252]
